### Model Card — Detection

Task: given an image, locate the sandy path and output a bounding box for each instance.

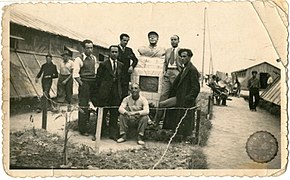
[203,97,281,169]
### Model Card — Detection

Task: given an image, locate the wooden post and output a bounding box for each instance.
[95,107,103,154]
[207,95,211,119]
[194,109,201,145]
[42,96,47,130]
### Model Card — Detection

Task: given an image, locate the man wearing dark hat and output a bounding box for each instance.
[138,31,166,58]
[56,50,74,111]
[73,39,100,136]
[35,54,59,112]
[247,70,260,111]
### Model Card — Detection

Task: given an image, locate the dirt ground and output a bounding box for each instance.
[10,107,147,152]
[203,96,281,169]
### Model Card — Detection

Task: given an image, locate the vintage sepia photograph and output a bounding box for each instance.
[1,0,288,177]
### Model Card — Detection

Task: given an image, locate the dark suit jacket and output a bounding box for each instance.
[97,59,124,106]
[164,47,183,72]
[118,46,138,82]
[163,61,200,134]
[171,61,200,107]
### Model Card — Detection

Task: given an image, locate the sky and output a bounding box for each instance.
[9,1,287,73]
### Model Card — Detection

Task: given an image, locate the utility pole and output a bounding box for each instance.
[201,7,207,87]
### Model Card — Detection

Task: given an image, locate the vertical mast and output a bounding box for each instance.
[201,7,207,87]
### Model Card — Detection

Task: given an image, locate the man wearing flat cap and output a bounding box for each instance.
[247,70,260,111]
[56,49,74,111]
[138,31,166,58]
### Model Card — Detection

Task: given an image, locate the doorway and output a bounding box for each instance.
[260,73,268,89]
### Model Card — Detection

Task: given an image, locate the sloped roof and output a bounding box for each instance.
[232,61,280,74]
[260,76,281,106]
[10,9,109,48]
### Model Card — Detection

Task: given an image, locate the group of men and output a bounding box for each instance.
[36,31,201,144]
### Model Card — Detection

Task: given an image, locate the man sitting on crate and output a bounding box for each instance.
[117,83,149,145]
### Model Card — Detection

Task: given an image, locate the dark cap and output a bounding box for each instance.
[252,70,258,75]
[148,31,159,37]
[46,54,52,58]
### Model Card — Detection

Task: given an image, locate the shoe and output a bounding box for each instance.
[117,134,126,143]
[137,135,145,145]
[92,136,96,141]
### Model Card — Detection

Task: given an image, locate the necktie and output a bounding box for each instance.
[169,48,175,65]
[113,60,117,75]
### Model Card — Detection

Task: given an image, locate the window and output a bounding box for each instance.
[10,35,24,49]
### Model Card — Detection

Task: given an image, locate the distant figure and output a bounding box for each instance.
[224,73,232,93]
[94,45,124,141]
[35,54,58,111]
[118,33,138,98]
[160,49,200,141]
[233,76,241,98]
[267,74,273,87]
[247,70,260,111]
[117,83,149,145]
[155,35,182,125]
[138,31,166,58]
[56,50,74,111]
[74,39,100,137]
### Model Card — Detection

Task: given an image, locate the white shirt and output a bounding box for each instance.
[59,59,74,75]
[73,53,99,78]
[110,58,117,71]
[167,47,178,68]
[119,95,149,116]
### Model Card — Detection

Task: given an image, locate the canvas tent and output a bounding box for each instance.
[10,9,109,99]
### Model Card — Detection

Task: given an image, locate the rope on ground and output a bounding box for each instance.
[152,105,199,169]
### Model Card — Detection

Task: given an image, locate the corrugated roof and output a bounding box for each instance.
[10,9,109,48]
[260,77,281,105]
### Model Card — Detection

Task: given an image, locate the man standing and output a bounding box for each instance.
[155,35,183,125]
[94,45,124,141]
[35,54,58,111]
[117,83,149,145]
[138,31,166,58]
[56,50,74,111]
[73,39,100,136]
[247,71,260,111]
[118,33,138,98]
[161,49,200,140]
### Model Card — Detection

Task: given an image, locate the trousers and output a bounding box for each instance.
[78,80,98,134]
[119,114,148,136]
[249,88,260,110]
